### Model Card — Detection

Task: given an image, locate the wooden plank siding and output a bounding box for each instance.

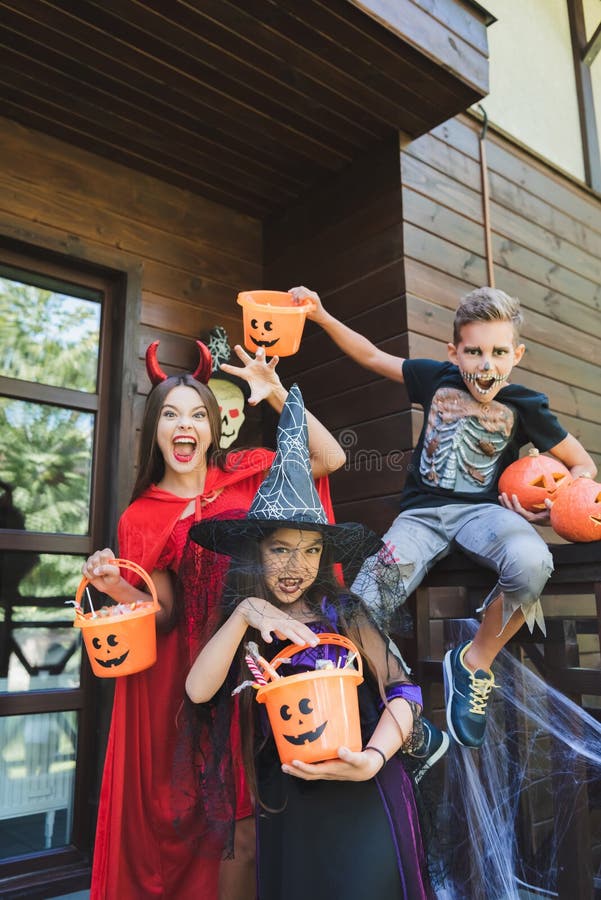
[401,113,601,477]
[0,115,262,506]
[0,0,490,218]
[266,112,601,537]
[266,111,601,539]
[349,0,490,94]
[265,135,409,535]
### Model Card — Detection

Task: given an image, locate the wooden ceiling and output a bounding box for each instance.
[0,0,490,218]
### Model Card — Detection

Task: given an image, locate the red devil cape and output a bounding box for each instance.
[90,449,336,900]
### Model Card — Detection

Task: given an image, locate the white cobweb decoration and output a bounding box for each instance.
[429,619,601,899]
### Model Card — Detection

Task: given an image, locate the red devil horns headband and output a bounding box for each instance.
[145,340,213,386]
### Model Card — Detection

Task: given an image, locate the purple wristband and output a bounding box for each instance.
[384,683,423,707]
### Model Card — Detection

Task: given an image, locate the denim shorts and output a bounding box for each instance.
[352,503,553,635]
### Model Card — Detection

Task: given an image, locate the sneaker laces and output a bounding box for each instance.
[467,671,495,715]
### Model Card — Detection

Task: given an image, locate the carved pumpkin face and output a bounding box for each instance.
[249,315,280,351]
[550,478,601,542]
[498,449,572,512]
[238,291,313,357]
[280,695,328,746]
[91,633,130,669]
[256,641,363,764]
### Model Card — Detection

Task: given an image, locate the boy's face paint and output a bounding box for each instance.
[448,320,525,404]
[260,528,323,605]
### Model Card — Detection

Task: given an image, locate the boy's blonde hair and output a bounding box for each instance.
[453,287,523,345]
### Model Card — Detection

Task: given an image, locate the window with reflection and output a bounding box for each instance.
[0,269,101,693]
[0,403,94,535]
[0,550,83,693]
[0,273,101,392]
[0,257,112,870]
[0,711,77,857]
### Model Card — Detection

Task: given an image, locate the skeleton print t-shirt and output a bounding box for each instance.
[399,359,567,513]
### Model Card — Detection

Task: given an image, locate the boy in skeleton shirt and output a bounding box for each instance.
[293,285,595,749]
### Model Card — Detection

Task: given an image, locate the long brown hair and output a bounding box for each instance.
[130,374,226,502]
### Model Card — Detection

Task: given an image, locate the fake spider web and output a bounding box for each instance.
[427,619,601,899]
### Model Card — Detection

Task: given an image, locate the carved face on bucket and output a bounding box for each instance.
[249,315,280,349]
[91,633,130,669]
[280,694,328,746]
[550,478,601,542]
[498,450,572,512]
[209,378,245,449]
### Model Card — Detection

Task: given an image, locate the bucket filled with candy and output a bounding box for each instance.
[253,633,363,765]
[72,558,159,677]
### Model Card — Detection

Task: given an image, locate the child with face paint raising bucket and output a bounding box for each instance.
[186,385,434,900]
[292,285,596,750]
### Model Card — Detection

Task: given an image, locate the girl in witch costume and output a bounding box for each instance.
[82,342,345,900]
[186,385,434,900]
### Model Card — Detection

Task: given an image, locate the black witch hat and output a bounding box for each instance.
[189,384,381,565]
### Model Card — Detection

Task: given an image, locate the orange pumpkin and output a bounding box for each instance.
[550,478,601,542]
[498,448,572,512]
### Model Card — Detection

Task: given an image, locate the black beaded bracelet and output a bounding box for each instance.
[364,745,387,771]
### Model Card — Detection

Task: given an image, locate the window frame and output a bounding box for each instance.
[0,240,129,892]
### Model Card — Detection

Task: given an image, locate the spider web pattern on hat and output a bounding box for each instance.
[247,383,327,524]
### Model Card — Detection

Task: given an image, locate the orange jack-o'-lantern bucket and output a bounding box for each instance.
[73,558,159,678]
[256,633,363,765]
[237,290,315,357]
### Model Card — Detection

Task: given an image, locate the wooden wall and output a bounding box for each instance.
[0,115,262,501]
[268,114,601,539]
[401,112,601,475]
[264,135,409,535]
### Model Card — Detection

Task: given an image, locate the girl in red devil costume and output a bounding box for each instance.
[82,340,345,900]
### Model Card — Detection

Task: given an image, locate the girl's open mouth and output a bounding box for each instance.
[277,578,303,596]
[173,436,197,463]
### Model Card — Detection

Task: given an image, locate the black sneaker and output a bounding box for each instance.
[443,641,495,749]
[408,717,450,783]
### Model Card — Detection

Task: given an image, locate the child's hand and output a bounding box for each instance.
[288,285,324,323]
[238,597,319,646]
[499,492,552,524]
[282,746,383,783]
[220,345,282,406]
[82,549,121,590]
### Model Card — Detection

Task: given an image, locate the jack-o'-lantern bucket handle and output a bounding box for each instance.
[268,632,363,677]
[73,558,160,678]
[74,558,159,611]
